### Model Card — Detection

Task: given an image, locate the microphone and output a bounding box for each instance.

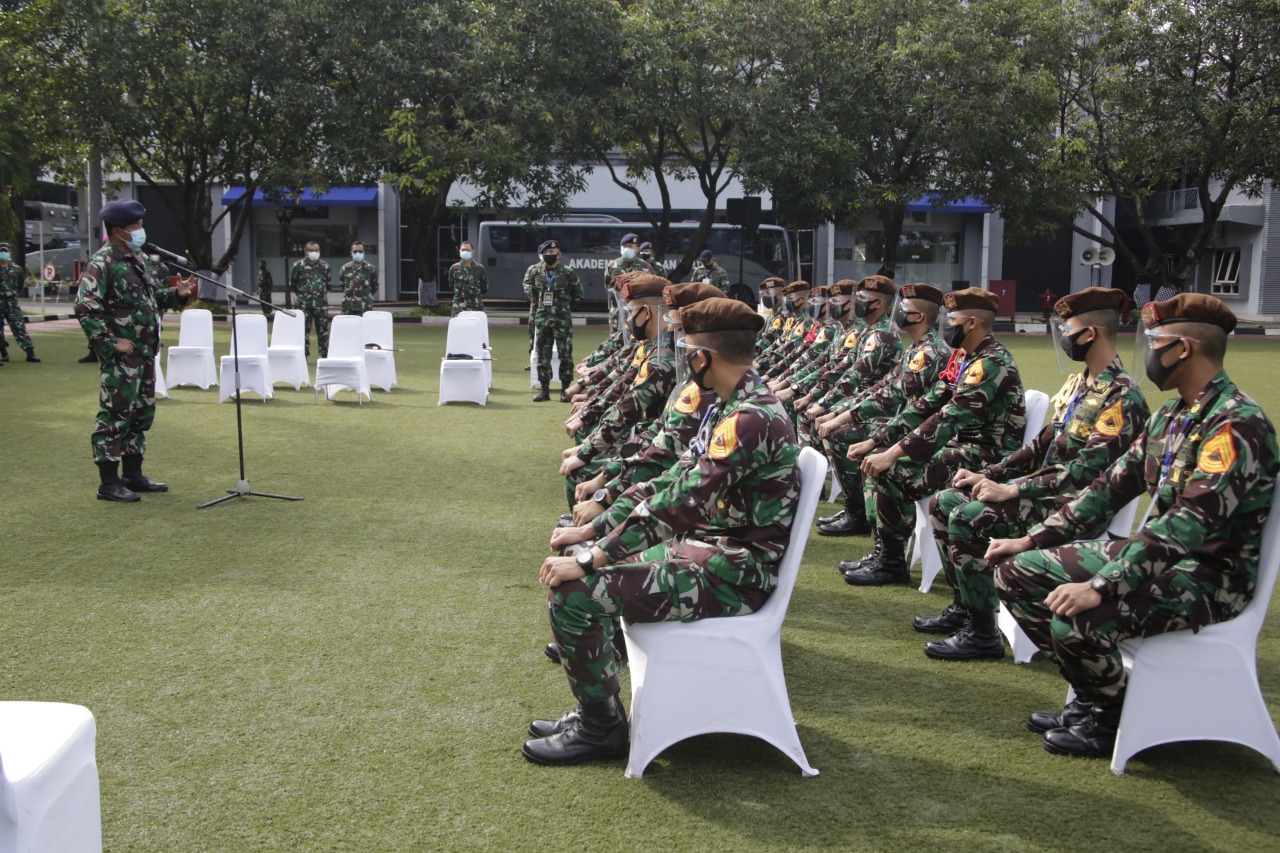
[143,243,190,265]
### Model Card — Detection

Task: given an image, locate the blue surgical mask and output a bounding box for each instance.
[352,252,364,261]
[460,250,473,261]
[621,247,636,260]
[122,226,146,250]
[0,252,9,262]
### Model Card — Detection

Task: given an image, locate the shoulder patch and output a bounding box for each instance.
[843,330,860,350]
[1198,423,1237,474]
[863,335,879,352]
[674,383,701,414]
[708,413,740,460]
[634,360,650,385]
[908,349,927,371]
[631,342,647,367]
[962,360,986,386]
[1094,400,1124,437]
[815,329,827,345]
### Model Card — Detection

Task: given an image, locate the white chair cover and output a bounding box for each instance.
[218,313,274,402]
[620,447,827,779]
[0,701,102,853]
[153,353,168,399]
[439,316,488,406]
[267,309,309,390]
[165,308,216,389]
[362,310,398,392]
[457,310,493,388]
[314,315,372,403]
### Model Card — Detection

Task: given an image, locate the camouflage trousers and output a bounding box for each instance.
[92,351,158,464]
[451,289,484,316]
[257,288,274,319]
[821,422,875,499]
[301,307,330,357]
[1,298,33,350]
[868,445,992,545]
[928,489,1069,611]
[533,319,574,387]
[340,299,371,316]
[995,540,1224,705]
[548,541,770,703]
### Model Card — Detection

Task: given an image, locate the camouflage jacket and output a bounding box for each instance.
[523,261,583,325]
[807,319,868,400]
[690,261,730,293]
[289,259,331,311]
[577,341,650,433]
[1028,371,1278,620]
[340,260,378,312]
[584,328,627,369]
[757,312,799,366]
[576,341,678,463]
[603,256,652,327]
[779,320,841,385]
[821,315,903,409]
[838,329,951,423]
[448,261,488,313]
[759,317,816,377]
[601,381,718,498]
[791,321,857,393]
[581,337,641,393]
[0,263,24,301]
[985,358,1150,501]
[256,268,274,298]
[594,371,800,591]
[874,334,1026,462]
[75,244,185,359]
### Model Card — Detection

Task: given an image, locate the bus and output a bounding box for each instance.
[23,201,88,279]
[473,216,797,306]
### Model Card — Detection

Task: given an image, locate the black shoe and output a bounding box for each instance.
[78,351,99,363]
[544,642,561,664]
[123,475,168,493]
[838,538,882,574]
[818,511,871,537]
[522,697,629,766]
[1042,705,1120,758]
[844,540,909,586]
[559,391,571,403]
[923,618,1006,661]
[913,602,970,634]
[817,509,846,526]
[97,482,141,502]
[523,364,531,371]
[528,706,581,738]
[1027,698,1094,735]
[533,387,551,402]
[24,350,40,363]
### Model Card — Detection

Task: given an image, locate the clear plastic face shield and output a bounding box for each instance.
[759,283,780,313]
[666,309,688,383]
[606,287,628,340]
[806,292,827,322]
[1050,315,1099,373]
[624,302,657,349]
[943,311,980,353]
[826,291,852,325]
[854,290,886,323]
[786,290,808,318]
[892,297,926,337]
[675,338,717,396]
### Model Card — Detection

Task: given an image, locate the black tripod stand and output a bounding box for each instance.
[163,259,303,509]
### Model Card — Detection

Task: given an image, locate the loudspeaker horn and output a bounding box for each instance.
[1080,247,1098,264]
[1097,247,1116,266]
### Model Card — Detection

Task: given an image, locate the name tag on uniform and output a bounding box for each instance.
[542,290,553,307]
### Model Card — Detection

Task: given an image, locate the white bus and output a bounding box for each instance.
[473,216,796,305]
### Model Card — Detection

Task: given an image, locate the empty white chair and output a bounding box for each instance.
[439,316,488,406]
[620,447,827,779]
[218,313,274,402]
[362,310,398,392]
[153,353,168,399]
[457,311,493,388]
[314,315,372,403]
[0,702,102,853]
[165,308,216,389]
[267,309,309,390]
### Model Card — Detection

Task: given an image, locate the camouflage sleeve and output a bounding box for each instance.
[323,262,332,286]
[1018,386,1149,500]
[1028,432,1150,547]
[522,266,536,298]
[73,260,117,356]
[477,264,487,294]
[985,427,1049,482]
[872,377,954,446]
[569,268,584,303]
[897,356,1012,463]
[577,359,675,463]
[606,426,684,496]
[845,364,906,419]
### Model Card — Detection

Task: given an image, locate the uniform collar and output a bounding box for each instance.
[1184,370,1232,418]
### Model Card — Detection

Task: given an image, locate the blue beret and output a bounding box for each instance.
[620,233,639,245]
[698,249,714,262]
[100,199,146,226]
[537,239,559,253]
[639,241,652,250]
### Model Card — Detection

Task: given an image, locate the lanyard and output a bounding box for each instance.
[689,404,719,457]
[1137,410,1197,530]
[1043,381,1088,467]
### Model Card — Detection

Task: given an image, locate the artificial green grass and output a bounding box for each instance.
[2,322,1279,852]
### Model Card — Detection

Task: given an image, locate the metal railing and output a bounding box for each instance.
[1151,187,1200,216]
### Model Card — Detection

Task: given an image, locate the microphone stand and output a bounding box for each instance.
[160,256,303,509]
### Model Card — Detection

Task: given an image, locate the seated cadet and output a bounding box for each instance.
[524,298,800,766]
[845,288,1026,586]
[988,293,1277,758]
[920,288,1149,660]
[756,281,810,376]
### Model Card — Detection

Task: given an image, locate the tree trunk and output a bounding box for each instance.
[875,202,906,279]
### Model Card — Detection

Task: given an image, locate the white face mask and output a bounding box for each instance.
[306,251,319,262]
[621,247,636,260]
[460,250,473,261]
[351,252,364,262]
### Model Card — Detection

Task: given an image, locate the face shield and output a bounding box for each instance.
[760,286,779,312]
[826,292,852,325]
[670,316,689,384]
[1049,315,1071,373]
[943,311,977,352]
[806,293,827,322]
[1050,316,1100,373]
[854,291,885,322]
[891,295,925,336]
[624,302,657,346]
[786,291,808,317]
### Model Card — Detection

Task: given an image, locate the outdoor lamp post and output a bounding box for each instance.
[275,206,294,309]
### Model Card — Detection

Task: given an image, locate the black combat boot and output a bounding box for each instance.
[528,705,582,738]
[533,384,551,402]
[818,495,870,536]
[1042,702,1122,758]
[122,455,168,492]
[838,535,881,574]
[912,597,970,634]
[522,695,630,765]
[817,508,846,526]
[1027,697,1094,735]
[923,608,1005,660]
[0,338,9,361]
[544,641,562,664]
[96,461,140,503]
[559,390,571,403]
[844,537,909,586]
[78,348,99,363]
[24,347,40,363]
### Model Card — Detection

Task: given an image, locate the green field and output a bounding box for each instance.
[3,322,1278,852]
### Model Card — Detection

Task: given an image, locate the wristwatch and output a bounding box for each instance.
[575,548,596,573]
[1089,575,1113,596]
[591,488,610,507]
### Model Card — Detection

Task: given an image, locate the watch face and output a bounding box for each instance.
[593,489,607,503]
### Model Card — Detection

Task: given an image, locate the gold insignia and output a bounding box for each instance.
[1198,424,1237,474]
[1094,400,1124,437]
[843,331,860,350]
[815,329,827,344]
[863,335,879,352]
[708,414,740,460]
[634,360,651,385]
[631,341,647,366]
[908,349,927,371]
[674,383,701,414]
[962,360,985,385]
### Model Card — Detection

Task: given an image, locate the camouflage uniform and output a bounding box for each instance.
[690,261,730,293]
[339,259,378,316]
[523,261,583,388]
[256,267,274,318]
[931,359,1149,612]
[448,260,488,316]
[289,258,331,356]
[603,256,652,329]
[74,245,186,464]
[549,372,800,703]
[997,371,1277,706]
[598,381,717,499]
[0,262,33,354]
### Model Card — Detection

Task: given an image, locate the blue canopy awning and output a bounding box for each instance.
[906,195,991,214]
[221,187,380,208]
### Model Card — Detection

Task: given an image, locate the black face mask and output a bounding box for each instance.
[542,254,558,266]
[640,252,653,262]
[761,293,777,310]
[808,301,825,321]
[829,300,850,321]
[1060,327,1095,361]
[893,307,919,329]
[627,307,648,340]
[944,320,969,349]
[686,349,713,390]
[1144,339,1185,389]
[854,299,874,319]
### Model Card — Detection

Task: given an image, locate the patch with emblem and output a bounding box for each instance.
[843,331,860,349]
[708,413,740,460]
[1140,303,1158,326]
[863,335,879,352]
[674,383,701,414]
[962,360,985,385]
[1054,300,1071,318]
[908,349,927,371]
[1198,423,1237,474]
[815,329,827,345]
[631,341,648,366]
[634,360,651,385]
[1094,400,1124,437]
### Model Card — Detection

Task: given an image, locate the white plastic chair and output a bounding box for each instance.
[218,313,274,402]
[913,389,1052,593]
[620,447,828,779]
[165,308,216,389]
[153,353,168,399]
[458,311,493,388]
[362,310,398,392]
[0,702,102,853]
[314,315,372,403]
[439,316,488,406]
[267,309,309,390]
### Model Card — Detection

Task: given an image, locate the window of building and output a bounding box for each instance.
[1211,248,1241,296]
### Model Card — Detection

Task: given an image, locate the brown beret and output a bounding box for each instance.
[899,283,944,306]
[1141,292,1237,333]
[809,285,830,298]
[781,280,811,295]
[681,297,766,335]
[620,273,671,301]
[760,277,785,289]
[1054,286,1125,320]
[943,287,1000,313]
[663,281,723,309]
[859,275,897,298]
[830,280,857,296]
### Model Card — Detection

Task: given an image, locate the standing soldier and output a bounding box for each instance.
[448,239,488,316]
[690,249,730,293]
[989,293,1277,758]
[524,239,583,403]
[289,240,331,357]
[339,241,378,316]
[74,199,195,501]
[256,260,274,319]
[638,241,659,272]
[603,232,652,331]
[0,242,40,363]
